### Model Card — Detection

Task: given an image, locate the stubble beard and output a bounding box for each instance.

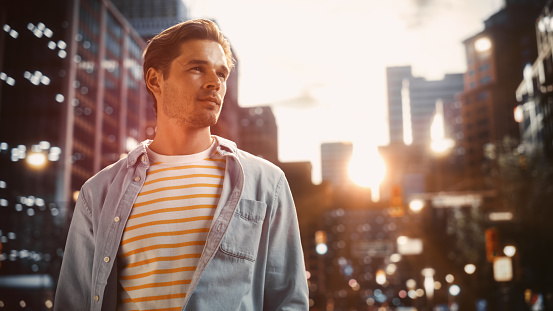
[162,90,221,129]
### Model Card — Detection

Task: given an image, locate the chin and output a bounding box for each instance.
[179,113,220,128]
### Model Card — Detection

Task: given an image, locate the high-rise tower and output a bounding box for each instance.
[386,66,464,147]
[0,1,147,306]
[459,0,546,189]
[111,0,189,41]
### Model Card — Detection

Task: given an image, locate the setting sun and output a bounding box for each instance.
[348,144,386,201]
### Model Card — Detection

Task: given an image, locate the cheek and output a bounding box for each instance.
[219,84,227,97]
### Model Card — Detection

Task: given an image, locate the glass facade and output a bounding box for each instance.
[0,0,147,307]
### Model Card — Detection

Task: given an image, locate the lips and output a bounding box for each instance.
[197,96,221,105]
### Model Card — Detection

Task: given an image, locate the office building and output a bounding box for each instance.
[111,0,189,41]
[238,106,279,164]
[386,66,464,146]
[459,0,546,189]
[0,0,147,307]
[384,67,464,195]
[515,0,553,161]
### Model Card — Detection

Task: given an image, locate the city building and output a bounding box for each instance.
[111,0,189,41]
[515,0,553,161]
[459,0,546,189]
[0,0,147,307]
[386,66,464,146]
[384,67,464,196]
[320,142,353,187]
[238,106,279,164]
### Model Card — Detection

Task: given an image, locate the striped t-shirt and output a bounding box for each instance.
[117,140,226,311]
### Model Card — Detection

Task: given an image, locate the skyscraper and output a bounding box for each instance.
[0,0,147,306]
[111,0,189,41]
[386,66,464,147]
[459,0,546,189]
[515,1,553,161]
[238,106,279,164]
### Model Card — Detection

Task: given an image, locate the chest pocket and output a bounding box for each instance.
[219,199,267,262]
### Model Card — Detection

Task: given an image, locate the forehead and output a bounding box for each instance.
[174,39,228,67]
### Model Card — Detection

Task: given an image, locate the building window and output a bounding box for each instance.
[476,92,488,101]
[480,76,491,85]
[479,64,490,72]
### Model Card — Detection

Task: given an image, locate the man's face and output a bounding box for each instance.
[157,39,229,128]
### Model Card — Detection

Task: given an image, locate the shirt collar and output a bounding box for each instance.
[125,140,151,168]
[125,136,238,168]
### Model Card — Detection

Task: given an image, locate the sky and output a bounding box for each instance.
[183,0,504,184]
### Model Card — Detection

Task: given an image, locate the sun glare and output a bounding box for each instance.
[348,145,386,201]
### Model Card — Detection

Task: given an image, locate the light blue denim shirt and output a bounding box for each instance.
[54,136,308,311]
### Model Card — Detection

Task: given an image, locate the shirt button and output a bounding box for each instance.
[104,256,110,263]
[94,295,99,301]
[114,216,120,222]
[133,176,141,182]
[141,155,147,162]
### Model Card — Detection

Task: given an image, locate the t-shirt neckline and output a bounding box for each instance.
[146,138,218,164]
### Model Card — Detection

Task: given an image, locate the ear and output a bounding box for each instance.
[146,67,163,97]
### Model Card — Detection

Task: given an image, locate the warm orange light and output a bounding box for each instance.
[475,37,492,52]
[348,144,386,201]
[514,106,524,123]
[409,199,424,213]
[26,152,47,169]
[376,269,386,285]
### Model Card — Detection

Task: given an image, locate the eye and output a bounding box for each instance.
[190,66,203,72]
[217,72,227,80]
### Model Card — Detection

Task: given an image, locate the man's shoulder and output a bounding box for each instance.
[235,148,284,183]
[237,149,281,170]
[81,140,149,191]
[216,135,283,176]
[81,156,129,191]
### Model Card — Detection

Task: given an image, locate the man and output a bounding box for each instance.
[55,19,308,310]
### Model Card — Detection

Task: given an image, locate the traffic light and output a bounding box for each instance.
[315,230,328,255]
[389,185,405,217]
[485,228,499,262]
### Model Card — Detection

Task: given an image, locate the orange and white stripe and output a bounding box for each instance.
[117,141,225,311]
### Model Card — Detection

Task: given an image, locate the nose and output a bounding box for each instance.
[204,70,221,91]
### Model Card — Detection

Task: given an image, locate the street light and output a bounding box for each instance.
[449,284,461,296]
[26,152,47,169]
[475,37,492,52]
[422,268,436,300]
[503,245,516,257]
[375,269,386,285]
[408,199,424,213]
[315,230,328,255]
[464,264,476,275]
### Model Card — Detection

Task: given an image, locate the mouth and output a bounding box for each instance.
[198,96,221,106]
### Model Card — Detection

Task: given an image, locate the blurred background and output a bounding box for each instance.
[1,0,553,310]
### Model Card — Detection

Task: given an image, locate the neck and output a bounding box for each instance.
[149,120,213,156]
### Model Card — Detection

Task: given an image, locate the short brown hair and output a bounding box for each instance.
[142,19,235,113]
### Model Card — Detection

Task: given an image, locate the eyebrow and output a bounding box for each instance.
[185,59,229,75]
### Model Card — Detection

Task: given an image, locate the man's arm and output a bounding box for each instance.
[54,191,95,310]
[263,174,309,310]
